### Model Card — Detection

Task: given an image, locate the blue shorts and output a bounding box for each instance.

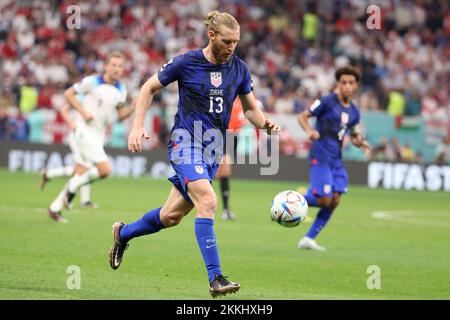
[168,161,219,205]
[308,158,348,198]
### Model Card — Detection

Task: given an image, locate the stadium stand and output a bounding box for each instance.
[0,0,449,164]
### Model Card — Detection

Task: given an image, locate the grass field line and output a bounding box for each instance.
[372,210,450,227]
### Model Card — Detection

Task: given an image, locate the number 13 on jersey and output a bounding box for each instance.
[209,96,223,113]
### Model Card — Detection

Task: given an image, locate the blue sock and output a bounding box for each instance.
[305,207,333,239]
[304,192,319,207]
[195,218,222,283]
[119,207,165,243]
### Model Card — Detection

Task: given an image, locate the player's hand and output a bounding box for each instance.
[308,130,320,140]
[351,135,372,152]
[263,119,281,135]
[69,123,77,132]
[82,111,94,122]
[128,126,150,153]
[359,140,373,155]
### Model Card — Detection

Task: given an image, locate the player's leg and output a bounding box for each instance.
[66,131,97,207]
[322,162,347,217]
[64,149,111,209]
[300,195,334,250]
[299,163,348,251]
[43,131,80,191]
[216,154,235,220]
[76,163,106,208]
[39,166,74,190]
[79,183,97,208]
[47,163,88,223]
[329,192,341,211]
[109,159,200,269]
[109,186,194,270]
[298,162,334,251]
[120,186,194,241]
[187,178,240,297]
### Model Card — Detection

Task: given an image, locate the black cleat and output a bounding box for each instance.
[39,168,49,191]
[64,190,76,210]
[209,274,240,298]
[108,221,129,270]
[48,208,68,224]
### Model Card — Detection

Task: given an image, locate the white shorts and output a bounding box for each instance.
[70,125,108,167]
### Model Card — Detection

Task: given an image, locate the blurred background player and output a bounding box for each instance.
[297,66,372,251]
[39,101,97,209]
[216,98,262,220]
[47,52,135,223]
[216,98,245,220]
[108,11,280,298]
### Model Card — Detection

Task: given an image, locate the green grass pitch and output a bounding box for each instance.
[0,169,449,299]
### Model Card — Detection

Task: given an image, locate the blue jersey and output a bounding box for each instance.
[158,49,253,163]
[308,93,360,164]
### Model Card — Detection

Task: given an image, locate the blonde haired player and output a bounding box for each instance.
[48,52,135,223]
[108,11,280,297]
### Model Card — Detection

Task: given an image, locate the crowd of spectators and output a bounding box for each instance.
[0,0,449,162]
[369,135,450,164]
[370,136,421,163]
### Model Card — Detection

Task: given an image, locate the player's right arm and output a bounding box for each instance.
[298,97,326,141]
[298,108,320,140]
[64,75,97,122]
[64,87,93,122]
[60,103,77,131]
[128,74,164,153]
[239,92,280,135]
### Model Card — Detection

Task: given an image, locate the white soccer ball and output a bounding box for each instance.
[271,190,308,228]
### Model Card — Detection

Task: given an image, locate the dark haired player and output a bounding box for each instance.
[297,66,372,251]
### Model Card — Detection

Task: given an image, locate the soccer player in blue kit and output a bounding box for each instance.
[108,11,280,297]
[297,66,372,251]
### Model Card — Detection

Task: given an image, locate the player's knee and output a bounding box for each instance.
[98,165,112,178]
[197,193,217,217]
[330,196,340,210]
[99,171,110,178]
[164,214,183,227]
[318,197,332,208]
[160,208,184,228]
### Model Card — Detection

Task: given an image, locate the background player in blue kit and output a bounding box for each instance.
[297,66,372,251]
[108,11,280,297]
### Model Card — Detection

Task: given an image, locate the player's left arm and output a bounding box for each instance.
[350,124,372,153]
[116,86,135,121]
[239,92,280,135]
[117,100,136,121]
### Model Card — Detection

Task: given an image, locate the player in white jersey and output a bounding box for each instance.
[48,52,135,223]
[39,95,98,208]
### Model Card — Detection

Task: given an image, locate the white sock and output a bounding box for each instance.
[50,185,68,212]
[46,166,75,179]
[80,184,91,204]
[68,167,100,193]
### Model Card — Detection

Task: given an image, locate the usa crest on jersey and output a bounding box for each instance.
[210,72,222,88]
[195,165,204,174]
[341,112,349,125]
